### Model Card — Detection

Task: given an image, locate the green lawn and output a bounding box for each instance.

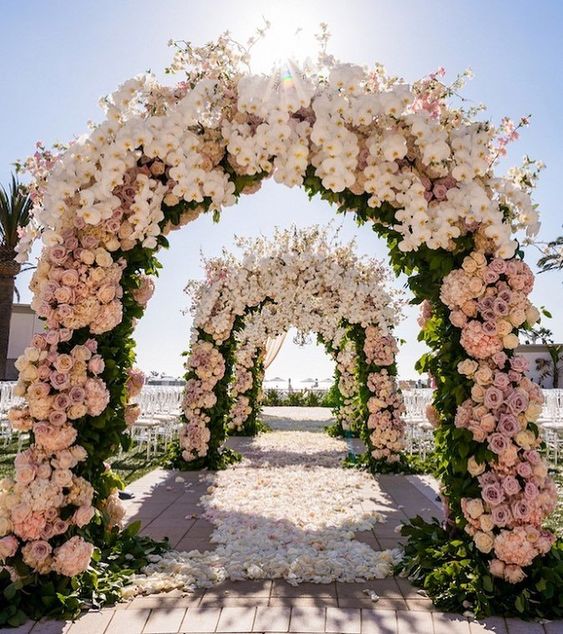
[0,437,165,486]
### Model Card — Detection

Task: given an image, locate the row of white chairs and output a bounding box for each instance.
[129,386,184,458]
[3,381,563,463]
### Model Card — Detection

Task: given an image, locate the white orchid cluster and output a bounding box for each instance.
[17,42,539,269]
[181,226,404,460]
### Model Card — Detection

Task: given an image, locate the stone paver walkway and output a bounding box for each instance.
[6,427,562,634]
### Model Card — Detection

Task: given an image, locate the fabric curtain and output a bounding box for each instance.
[263,332,287,369]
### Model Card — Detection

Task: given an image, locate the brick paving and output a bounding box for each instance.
[6,436,562,634]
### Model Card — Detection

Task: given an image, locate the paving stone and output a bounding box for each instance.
[360,609,397,634]
[129,595,202,609]
[253,606,291,632]
[395,610,434,634]
[204,580,272,598]
[269,598,338,608]
[289,607,326,633]
[469,617,508,634]
[67,609,114,634]
[504,620,546,634]
[325,607,361,633]
[338,597,407,611]
[405,598,437,611]
[544,623,563,634]
[0,622,34,634]
[30,619,72,633]
[199,597,270,607]
[30,619,72,634]
[354,533,380,548]
[336,578,402,599]
[433,613,471,634]
[272,581,336,599]
[216,607,257,632]
[180,607,221,633]
[393,577,420,599]
[377,537,405,549]
[143,608,186,633]
[184,520,215,537]
[175,537,216,552]
[106,608,150,634]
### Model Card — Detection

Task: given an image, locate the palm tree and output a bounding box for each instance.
[0,175,32,380]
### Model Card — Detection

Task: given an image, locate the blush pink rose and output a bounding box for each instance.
[52,536,94,577]
[0,536,19,561]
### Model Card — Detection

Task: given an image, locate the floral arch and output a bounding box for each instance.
[2,31,561,621]
[178,226,405,469]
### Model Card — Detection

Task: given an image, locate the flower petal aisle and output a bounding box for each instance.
[126,432,401,596]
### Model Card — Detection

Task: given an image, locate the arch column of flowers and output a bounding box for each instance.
[2,31,560,620]
[179,227,405,470]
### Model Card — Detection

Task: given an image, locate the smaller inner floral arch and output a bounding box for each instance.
[178,226,406,471]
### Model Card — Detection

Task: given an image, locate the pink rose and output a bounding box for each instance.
[489,259,507,275]
[85,339,98,353]
[516,461,533,478]
[482,483,504,506]
[492,351,508,368]
[512,500,531,521]
[510,356,529,373]
[52,536,94,577]
[491,504,511,527]
[53,354,73,373]
[69,386,86,404]
[73,505,95,528]
[524,449,541,465]
[0,536,19,561]
[49,245,68,264]
[61,269,79,287]
[88,355,105,374]
[483,270,499,285]
[497,413,519,437]
[524,481,539,500]
[50,371,70,391]
[501,476,520,496]
[484,386,504,409]
[504,565,526,584]
[489,558,505,577]
[507,389,529,414]
[49,410,67,426]
[493,372,510,390]
[31,334,48,350]
[488,433,509,455]
[53,392,70,411]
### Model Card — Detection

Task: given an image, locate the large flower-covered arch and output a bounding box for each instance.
[179,226,405,469]
[3,30,561,620]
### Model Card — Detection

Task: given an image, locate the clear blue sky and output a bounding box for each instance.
[1,0,562,382]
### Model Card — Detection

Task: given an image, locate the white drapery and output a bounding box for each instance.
[263,332,287,369]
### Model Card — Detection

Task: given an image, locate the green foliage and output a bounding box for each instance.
[0,522,168,625]
[400,516,563,618]
[262,388,336,408]
[0,175,33,251]
[166,438,242,470]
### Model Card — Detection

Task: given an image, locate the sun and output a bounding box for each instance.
[246,4,322,74]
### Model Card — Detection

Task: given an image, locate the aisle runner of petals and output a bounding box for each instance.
[126,432,400,596]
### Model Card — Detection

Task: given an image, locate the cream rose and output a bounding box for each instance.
[474,531,494,553]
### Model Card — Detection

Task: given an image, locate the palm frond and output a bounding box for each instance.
[0,174,33,250]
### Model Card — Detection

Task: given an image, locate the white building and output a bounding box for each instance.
[5,304,44,380]
[515,344,563,388]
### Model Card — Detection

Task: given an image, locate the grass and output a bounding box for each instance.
[0,437,166,486]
